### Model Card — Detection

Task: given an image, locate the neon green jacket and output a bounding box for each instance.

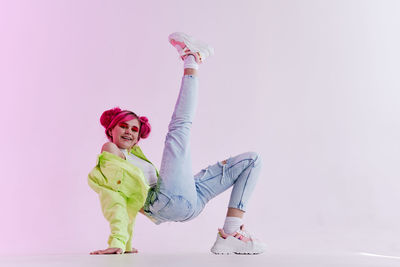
[88,146,158,252]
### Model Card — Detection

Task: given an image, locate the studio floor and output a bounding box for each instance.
[2,252,400,267]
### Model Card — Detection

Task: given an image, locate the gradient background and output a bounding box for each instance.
[1,0,399,255]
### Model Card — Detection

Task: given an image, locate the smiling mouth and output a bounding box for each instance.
[121,136,133,141]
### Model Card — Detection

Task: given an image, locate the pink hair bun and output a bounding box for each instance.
[100,107,122,129]
[139,116,151,139]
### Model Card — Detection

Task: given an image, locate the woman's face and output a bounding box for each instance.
[109,118,141,149]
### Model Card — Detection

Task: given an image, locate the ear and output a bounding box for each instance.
[108,129,113,140]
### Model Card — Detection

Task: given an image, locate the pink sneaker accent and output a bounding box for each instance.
[168,32,214,63]
[211,225,266,255]
[218,227,251,243]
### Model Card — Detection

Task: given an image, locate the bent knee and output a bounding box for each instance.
[245,151,262,166]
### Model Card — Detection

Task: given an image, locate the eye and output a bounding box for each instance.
[131,126,139,132]
[119,123,128,129]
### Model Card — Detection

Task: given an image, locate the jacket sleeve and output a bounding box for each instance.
[88,152,149,251]
[88,175,133,251]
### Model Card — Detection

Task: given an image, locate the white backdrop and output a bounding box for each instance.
[0,0,399,255]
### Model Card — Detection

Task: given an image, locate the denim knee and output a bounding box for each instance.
[243,151,262,167]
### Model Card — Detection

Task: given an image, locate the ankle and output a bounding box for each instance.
[223,216,243,234]
[183,54,198,70]
[184,68,197,76]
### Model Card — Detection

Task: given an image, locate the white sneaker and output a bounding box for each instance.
[168,32,214,63]
[210,225,266,255]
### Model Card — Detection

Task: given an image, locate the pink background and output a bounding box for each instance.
[1,0,399,255]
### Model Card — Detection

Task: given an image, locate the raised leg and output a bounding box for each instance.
[145,32,214,222]
[158,73,199,199]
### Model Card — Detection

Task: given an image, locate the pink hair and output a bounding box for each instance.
[100,107,151,142]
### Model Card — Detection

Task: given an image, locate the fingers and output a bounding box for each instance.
[90,248,123,255]
[125,248,139,253]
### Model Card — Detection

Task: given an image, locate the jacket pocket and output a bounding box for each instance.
[99,160,124,191]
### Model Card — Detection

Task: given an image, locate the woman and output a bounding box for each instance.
[88,32,266,255]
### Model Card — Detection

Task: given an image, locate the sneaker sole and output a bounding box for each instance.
[211,251,263,255]
[211,246,265,255]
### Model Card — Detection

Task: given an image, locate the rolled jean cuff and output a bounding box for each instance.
[228,202,246,212]
[183,74,197,78]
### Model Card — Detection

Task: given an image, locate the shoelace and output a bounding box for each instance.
[218,227,254,242]
[237,229,251,238]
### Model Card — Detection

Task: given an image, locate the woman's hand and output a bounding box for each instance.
[90,247,138,255]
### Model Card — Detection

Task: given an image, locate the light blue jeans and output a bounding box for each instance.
[143,75,262,224]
